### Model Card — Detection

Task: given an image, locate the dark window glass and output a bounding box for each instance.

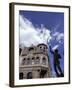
[22,58,26,65]
[27,58,30,60]
[19,72,23,79]
[29,47,34,51]
[27,72,32,79]
[43,57,46,60]
[27,58,30,64]
[36,57,39,59]
[23,58,26,60]
[43,47,46,52]
[40,70,47,78]
[19,48,22,55]
[31,57,35,64]
[35,57,40,64]
[40,46,42,49]
[42,57,46,65]
[32,57,35,60]
[44,47,46,50]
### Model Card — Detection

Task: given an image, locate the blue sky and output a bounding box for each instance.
[19,10,64,77]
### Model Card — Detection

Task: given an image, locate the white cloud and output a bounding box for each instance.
[19,15,64,48]
[53,32,59,36]
[57,33,64,41]
[52,32,64,50]
[52,31,64,43]
[19,15,52,47]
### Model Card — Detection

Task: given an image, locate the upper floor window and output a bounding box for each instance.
[22,58,26,65]
[42,57,46,65]
[27,58,31,65]
[43,47,46,52]
[40,46,42,49]
[35,56,40,64]
[44,47,46,50]
[36,57,39,59]
[32,57,35,60]
[29,47,34,51]
[32,57,35,64]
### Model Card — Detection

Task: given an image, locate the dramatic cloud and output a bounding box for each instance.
[19,15,51,48]
[53,32,64,41]
[19,15,64,50]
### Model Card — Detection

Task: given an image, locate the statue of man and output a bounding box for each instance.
[49,46,64,77]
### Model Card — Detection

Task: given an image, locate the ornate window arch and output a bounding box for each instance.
[27,72,32,79]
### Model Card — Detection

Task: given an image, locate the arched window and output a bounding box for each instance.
[19,72,23,79]
[32,57,35,60]
[29,47,34,51]
[39,46,43,51]
[32,57,35,64]
[36,57,39,59]
[44,47,46,49]
[40,46,42,49]
[27,72,32,79]
[22,58,26,65]
[43,57,46,60]
[43,47,46,51]
[35,57,40,64]
[27,58,31,64]
[42,57,46,65]
[40,70,47,78]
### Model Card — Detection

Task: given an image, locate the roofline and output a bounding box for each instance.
[37,43,48,48]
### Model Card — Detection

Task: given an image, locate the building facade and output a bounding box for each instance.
[19,43,51,79]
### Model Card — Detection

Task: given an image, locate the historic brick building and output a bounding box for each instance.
[19,43,51,79]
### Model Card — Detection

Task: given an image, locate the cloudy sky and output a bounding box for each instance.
[19,10,64,77]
